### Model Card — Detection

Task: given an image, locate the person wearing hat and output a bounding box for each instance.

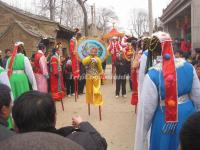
[6,41,37,99]
[134,32,200,150]
[70,29,82,97]
[33,43,48,93]
[82,47,103,106]
[49,48,65,101]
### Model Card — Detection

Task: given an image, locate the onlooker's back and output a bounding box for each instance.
[0,84,14,141]
[179,112,200,150]
[0,132,85,150]
[12,91,107,150]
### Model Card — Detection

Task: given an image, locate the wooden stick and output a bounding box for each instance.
[88,103,90,116]
[99,106,102,121]
[112,64,114,84]
[61,99,64,111]
[74,79,77,102]
[76,78,79,99]
[135,105,137,114]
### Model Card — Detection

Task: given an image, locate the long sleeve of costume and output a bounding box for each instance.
[51,57,59,76]
[0,71,11,88]
[82,56,91,66]
[190,68,200,110]
[138,54,147,99]
[0,71,14,101]
[24,57,37,90]
[134,75,158,150]
[96,57,103,74]
[70,39,75,56]
[39,55,48,76]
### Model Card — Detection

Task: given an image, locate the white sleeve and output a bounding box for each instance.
[0,72,11,88]
[0,72,14,101]
[190,67,200,111]
[24,57,37,90]
[138,54,147,99]
[134,75,158,150]
[39,55,48,76]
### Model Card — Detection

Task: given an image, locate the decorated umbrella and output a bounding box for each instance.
[77,38,107,121]
[103,28,124,40]
[77,38,108,61]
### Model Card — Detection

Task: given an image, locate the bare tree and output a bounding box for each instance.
[77,0,88,36]
[61,0,83,28]
[96,7,118,34]
[129,9,149,37]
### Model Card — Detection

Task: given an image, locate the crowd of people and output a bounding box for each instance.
[0,28,200,150]
[0,29,108,150]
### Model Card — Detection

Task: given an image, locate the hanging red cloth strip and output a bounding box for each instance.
[131,69,138,105]
[162,41,178,123]
[8,46,18,78]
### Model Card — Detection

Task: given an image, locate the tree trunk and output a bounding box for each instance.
[77,0,88,36]
[50,0,55,21]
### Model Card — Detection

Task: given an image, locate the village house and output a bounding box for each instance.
[160,0,200,53]
[0,0,74,56]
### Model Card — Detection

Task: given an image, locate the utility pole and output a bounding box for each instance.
[148,0,153,35]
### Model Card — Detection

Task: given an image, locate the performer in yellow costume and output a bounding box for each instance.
[82,47,103,106]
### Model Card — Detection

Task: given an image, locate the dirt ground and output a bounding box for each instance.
[56,65,136,150]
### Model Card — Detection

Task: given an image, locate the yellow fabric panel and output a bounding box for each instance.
[85,74,103,106]
[95,56,103,74]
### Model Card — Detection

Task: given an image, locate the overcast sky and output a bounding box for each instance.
[2,0,172,32]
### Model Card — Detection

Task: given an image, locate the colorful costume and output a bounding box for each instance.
[82,55,103,106]
[134,32,200,150]
[50,54,65,101]
[108,39,122,65]
[7,52,37,99]
[33,50,48,93]
[131,50,142,105]
[70,37,80,79]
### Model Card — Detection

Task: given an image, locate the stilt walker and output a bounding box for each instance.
[70,29,81,101]
[107,37,122,84]
[77,37,107,121]
[103,25,124,84]
[82,47,104,121]
[50,48,65,111]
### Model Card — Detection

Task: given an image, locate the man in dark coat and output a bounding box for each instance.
[78,62,86,94]
[12,91,107,150]
[0,84,14,141]
[0,132,85,150]
[115,53,127,98]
